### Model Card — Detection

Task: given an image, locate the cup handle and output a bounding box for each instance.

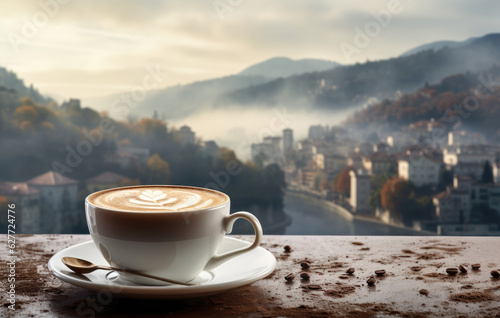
[204,212,262,270]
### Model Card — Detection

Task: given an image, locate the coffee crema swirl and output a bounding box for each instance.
[88,186,228,212]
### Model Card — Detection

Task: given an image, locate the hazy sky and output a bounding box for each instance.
[1,0,499,100]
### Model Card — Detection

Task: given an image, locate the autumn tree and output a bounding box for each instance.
[40,121,56,132]
[335,165,354,197]
[146,153,171,184]
[369,173,393,210]
[13,105,38,123]
[217,147,237,163]
[381,178,414,224]
[136,118,168,140]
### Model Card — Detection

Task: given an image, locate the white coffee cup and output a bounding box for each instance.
[85,185,262,285]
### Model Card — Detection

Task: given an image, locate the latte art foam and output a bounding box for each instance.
[88,186,228,212]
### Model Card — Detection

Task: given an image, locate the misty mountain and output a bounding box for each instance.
[86,57,339,120]
[85,74,272,120]
[216,33,500,110]
[239,57,340,78]
[399,36,477,57]
[345,64,500,137]
[0,67,48,104]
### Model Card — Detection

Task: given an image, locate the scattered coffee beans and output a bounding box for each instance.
[367,276,376,285]
[375,269,386,276]
[471,263,481,270]
[446,268,459,276]
[285,273,294,282]
[300,262,310,269]
[491,270,500,278]
[284,245,292,252]
[419,289,429,296]
[300,273,310,280]
[346,268,355,275]
[459,265,467,273]
[308,284,321,290]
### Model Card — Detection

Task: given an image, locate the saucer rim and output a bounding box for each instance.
[47,237,277,298]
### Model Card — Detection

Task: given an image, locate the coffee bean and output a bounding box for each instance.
[446,268,458,276]
[300,273,310,280]
[471,263,481,270]
[459,265,467,273]
[308,284,321,290]
[419,289,429,296]
[366,276,376,285]
[284,245,292,252]
[491,270,500,278]
[375,269,386,276]
[346,267,355,275]
[284,273,294,282]
[300,262,310,269]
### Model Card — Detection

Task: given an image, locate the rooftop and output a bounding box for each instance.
[27,171,78,186]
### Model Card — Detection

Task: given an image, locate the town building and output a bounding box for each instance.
[443,145,496,166]
[177,125,196,144]
[297,168,317,188]
[330,140,355,156]
[470,183,500,215]
[296,139,317,160]
[27,171,79,233]
[453,175,473,190]
[355,142,374,156]
[324,154,348,174]
[347,153,364,170]
[251,136,283,165]
[448,131,487,146]
[398,155,441,187]
[349,169,371,213]
[282,128,294,154]
[454,162,485,180]
[363,153,397,176]
[493,162,500,184]
[0,182,40,233]
[408,119,447,146]
[313,153,325,170]
[264,136,281,153]
[386,132,411,150]
[373,142,389,153]
[308,125,325,140]
[433,187,471,223]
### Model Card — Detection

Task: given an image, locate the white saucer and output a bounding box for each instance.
[48,237,276,299]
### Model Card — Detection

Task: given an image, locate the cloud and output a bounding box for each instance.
[1,0,499,99]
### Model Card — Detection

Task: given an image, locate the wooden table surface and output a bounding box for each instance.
[2,235,500,317]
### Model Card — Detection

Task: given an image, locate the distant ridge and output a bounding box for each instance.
[399,36,480,57]
[0,67,48,103]
[217,33,500,110]
[239,57,340,78]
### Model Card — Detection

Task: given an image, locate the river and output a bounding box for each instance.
[283,191,431,236]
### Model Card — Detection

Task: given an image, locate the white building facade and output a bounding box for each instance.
[398,156,441,187]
